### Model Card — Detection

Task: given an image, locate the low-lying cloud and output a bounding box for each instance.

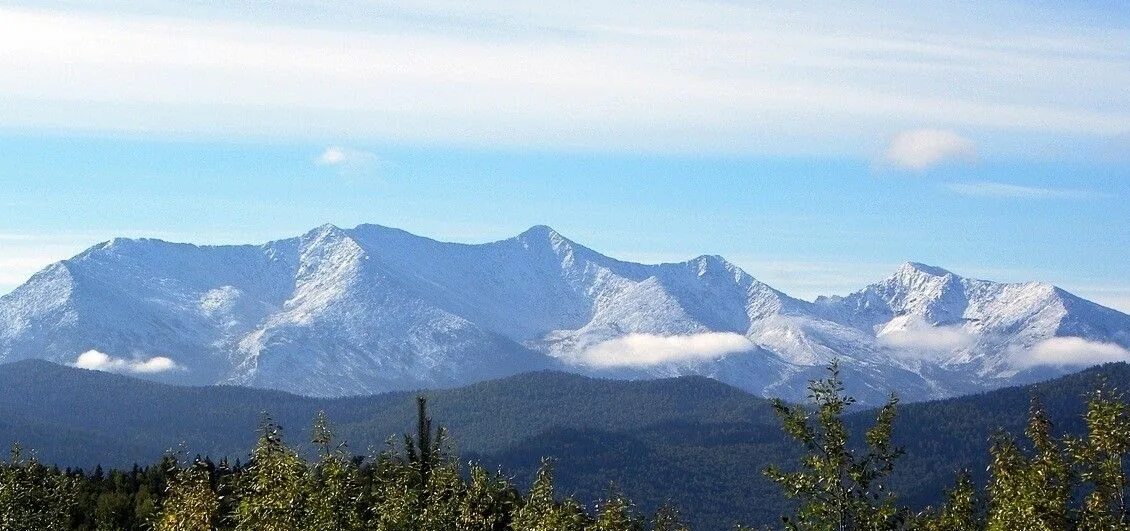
[878,319,977,357]
[1011,337,1130,369]
[578,332,754,368]
[72,350,182,374]
[883,129,976,171]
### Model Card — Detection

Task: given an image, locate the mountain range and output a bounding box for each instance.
[1,223,1128,403]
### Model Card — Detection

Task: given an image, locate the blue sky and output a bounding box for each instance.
[0,1,1127,311]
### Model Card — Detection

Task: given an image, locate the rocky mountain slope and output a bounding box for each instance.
[1,224,1127,402]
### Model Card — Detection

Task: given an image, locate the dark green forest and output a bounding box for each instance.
[3,362,1130,529]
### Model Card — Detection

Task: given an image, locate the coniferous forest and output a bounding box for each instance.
[3,364,1130,530]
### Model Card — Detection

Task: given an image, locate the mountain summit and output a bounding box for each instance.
[1,224,1127,403]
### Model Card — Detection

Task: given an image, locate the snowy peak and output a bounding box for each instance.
[512,225,590,267]
[690,254,736,277]
[297,223,365,267]
[816,262,1130,374]
[894,261,953,279]
[290,226,369,315]
[303,222,347,240]
[884,262,959,298]
[2,223,1128,403]
[878,262,966,324]
[517,224,566,244]
[832,263,1031,326]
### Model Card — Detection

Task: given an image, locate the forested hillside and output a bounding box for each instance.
[0,360,775,465]
[1,360,1128,528]
[884,362,1130,508]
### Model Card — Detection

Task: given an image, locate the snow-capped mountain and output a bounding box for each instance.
[1,224,1127,403]
[815,262,1130,380]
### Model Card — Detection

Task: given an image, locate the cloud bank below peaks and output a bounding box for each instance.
[877,317,977,358]
[578,332,754,368]
[1011,337,1130,369]
[72,350,183,374]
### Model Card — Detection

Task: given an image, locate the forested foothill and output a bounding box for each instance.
[3,363,1130,530]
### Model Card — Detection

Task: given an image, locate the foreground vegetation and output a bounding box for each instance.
[2,364,1129,530]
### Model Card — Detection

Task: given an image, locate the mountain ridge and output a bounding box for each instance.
[2,223,1128,403]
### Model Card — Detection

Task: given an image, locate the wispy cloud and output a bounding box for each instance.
[945,181,1107,200]
[883,129,977,171]
[72,350,183,374]
[578,332,754,368]
[0,5,1127,154]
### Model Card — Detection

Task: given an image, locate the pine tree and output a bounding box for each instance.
[652,503,691,531]
[368,444,424,531]
[1068,388,1130,530]
[917,471,980,531]
[408,395,445,494]
[368,396,462,531]
[512,458,592,531]
[153,458,219,531]
[417,460,465,531]
[512,458,556,531]
[303,412,366,531]
[556,497,594,530]
[233,418,307,531]
[592,488,644,531]
[764,362,907,531]
[986,398,1070,531]
[458,464,521,531]
[0,444,78,531]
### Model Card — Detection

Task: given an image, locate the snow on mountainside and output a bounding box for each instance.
[816,262,1130,378]
[1,224,1128,403]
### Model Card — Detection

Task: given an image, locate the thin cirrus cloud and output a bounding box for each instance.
[72,350,183,374]
[577,332,754,368]
[1011,337,1130,369]
[882,129,977,171]
[945,181,1107,200]
[0,4,1127,155]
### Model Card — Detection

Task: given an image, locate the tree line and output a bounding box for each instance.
[2,364,1129,530]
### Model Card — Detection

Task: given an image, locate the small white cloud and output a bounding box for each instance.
[1011,337,1130,369]
[577,332,754,368]
[878,318,977,357]
[883,129,976,171]
[317,146,378,168]
[131,356,181,373]
[72,350,183,374]
[945,181,1106,200]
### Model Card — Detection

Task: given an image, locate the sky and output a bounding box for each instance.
[0,1,1128,311]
